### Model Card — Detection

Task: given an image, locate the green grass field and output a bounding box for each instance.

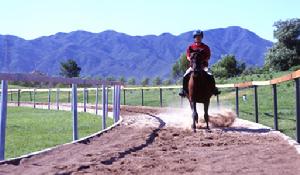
[6,107,113,159]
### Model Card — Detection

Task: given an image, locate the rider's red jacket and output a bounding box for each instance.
[186,42,211,66]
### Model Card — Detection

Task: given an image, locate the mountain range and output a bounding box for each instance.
[0,26,273,80]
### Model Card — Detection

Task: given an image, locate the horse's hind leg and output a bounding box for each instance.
[190,101,198,132]
[204,101,210,131]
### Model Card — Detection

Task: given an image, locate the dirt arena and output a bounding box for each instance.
[0,106,300,175]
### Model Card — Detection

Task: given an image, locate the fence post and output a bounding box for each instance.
[295,78,300,143]
[72,84,78,141]
[56,88,60,110]
[0,80,8,160]
[102,85,107,130]
[83,88,87,112]
[160,88,163,107]
[29,91,32,101]
[180,97,183,108]
[123,89,126,105]
[95,87,99,115]
[216,94,220,108]
[17,89,20,106]
[86,89,89,104]
[113,85,117,123]
[68,90,71,103]
[105,87,108,120]
[141,89,144,106]
[117,85,121,121]
[115,85,120,121]
[272,84,278,130]
[33,89,36,108]
[48,88,51,110]
[235,87,239,117]
[10,91,12,101]
[254,86,259,123]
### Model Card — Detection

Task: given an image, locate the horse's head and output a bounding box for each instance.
[190,50,207,73]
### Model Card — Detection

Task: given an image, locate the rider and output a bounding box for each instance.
[179,29,220,97]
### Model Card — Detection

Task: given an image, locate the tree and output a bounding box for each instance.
[141,78,150,86]
[127,78,136,85]
[163,79,173,86]
[273,18,300,52]
[106,76,115,81]
[119,76,126,84]
[265,18,300,71]
[211,55,245,78]
[265,43,298,71]
[95,76,102,81]
[172,53,189,80]
[59,59,81,78]
[152,77,162,86]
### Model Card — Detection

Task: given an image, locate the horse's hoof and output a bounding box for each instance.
[206,128,212,133]
[191,124,196,132]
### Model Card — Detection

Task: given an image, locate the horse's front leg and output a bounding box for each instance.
[190,101,198,132]
[204,101,210,131]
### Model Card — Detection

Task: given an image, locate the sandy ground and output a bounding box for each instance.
[0,105,300,175]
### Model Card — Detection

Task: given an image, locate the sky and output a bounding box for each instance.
[0,0,299,41]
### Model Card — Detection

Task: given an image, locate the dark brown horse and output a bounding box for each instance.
[188,50,215,132]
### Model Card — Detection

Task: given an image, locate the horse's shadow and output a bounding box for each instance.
[100,113,166,165]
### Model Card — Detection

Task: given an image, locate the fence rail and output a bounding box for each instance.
[1,70,300,159]
[0,73,122,160]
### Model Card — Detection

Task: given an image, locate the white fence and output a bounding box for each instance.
[0,73,122,160]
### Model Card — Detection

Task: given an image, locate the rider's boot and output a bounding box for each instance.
[212,87,221,96]
[179,74,189,97]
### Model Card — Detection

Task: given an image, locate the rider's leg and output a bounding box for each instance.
[179,67,192,97]
[206,70,220,96]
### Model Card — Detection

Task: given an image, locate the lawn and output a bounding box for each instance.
[5,106,113,159]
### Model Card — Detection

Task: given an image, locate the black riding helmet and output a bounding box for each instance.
[193,30,203,38]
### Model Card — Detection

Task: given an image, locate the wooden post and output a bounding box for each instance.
[160,88,163,107]
[0,80,8,160]
[72,84,78,141]
[56,88,60,110]
[141,89,144,106]
[102,85,107,130]
[272,84,278,130]
[235,87,239,117]
[254,86,259,123]
[295,78,300,143]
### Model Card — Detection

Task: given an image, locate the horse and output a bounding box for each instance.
[187,50,215,132]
